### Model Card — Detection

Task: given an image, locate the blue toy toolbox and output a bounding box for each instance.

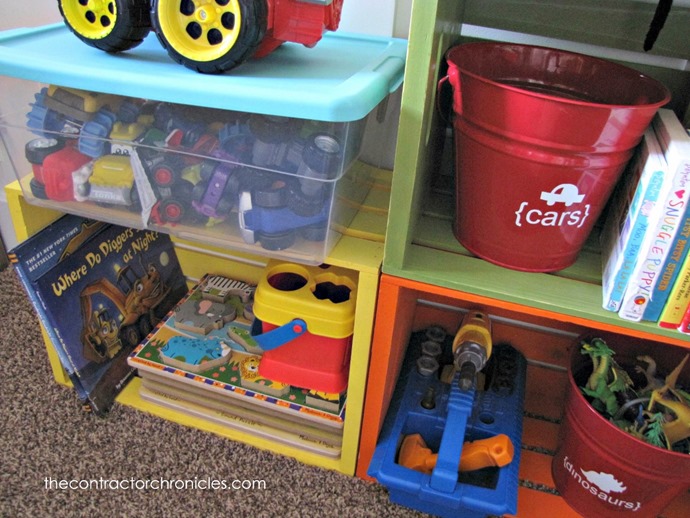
[368,332,526,518]
[0,24,406,264]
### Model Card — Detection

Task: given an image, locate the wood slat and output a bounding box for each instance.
[393,221,690,347]
[522,417,560,453]
[519,449,557,489]
[462,0,690,60]
[523,365,568,421]
[514,486,581,518]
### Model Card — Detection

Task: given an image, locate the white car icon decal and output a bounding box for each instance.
[540,184,585,207]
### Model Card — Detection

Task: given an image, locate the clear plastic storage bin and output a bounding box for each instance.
[0,24,406,264]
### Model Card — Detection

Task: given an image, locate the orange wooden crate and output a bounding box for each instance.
[357,273,690,517]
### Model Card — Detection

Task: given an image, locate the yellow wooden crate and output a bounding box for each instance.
[5,179,384,475]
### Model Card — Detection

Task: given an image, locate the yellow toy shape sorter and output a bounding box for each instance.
[251,260,357,395]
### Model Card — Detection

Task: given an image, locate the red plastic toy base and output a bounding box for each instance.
[258,322,351,394]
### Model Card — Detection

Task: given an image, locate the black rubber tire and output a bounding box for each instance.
[172,179,195,201]
[253,177,287,208]
[257,231,295,251]
[191,181,207,204]
[58,0,152,53]
[199,159,219,182]
[25,137,65,165]
[151,159,181,188]
[158,198,187,223]
[127,185,141,212]
[287,179,328,217]
[216,195,234,216]
[184,184,209,224]
[223,171,241,201]
[237,168,270,191]
[120,325,141,348]
[302,133,343,177]
[212,172,241,215]
[138,315,153,338]
[29,178,49,200]
[300,223,328,242]
[151,0,268,74]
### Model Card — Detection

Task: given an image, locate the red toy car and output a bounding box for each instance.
[58,0,344,74]
[30,142,91,202]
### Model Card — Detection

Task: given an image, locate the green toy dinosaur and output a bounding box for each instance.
[579,337,690,453]
[580,337,633,417]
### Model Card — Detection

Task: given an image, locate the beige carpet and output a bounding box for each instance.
[0,265,424,517]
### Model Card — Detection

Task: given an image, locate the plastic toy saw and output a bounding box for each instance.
[399,433,515,474]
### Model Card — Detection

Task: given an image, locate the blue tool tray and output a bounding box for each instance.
[368,333,527,518]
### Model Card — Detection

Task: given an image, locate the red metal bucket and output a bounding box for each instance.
[552,338,690,517]
[445,42,670,272]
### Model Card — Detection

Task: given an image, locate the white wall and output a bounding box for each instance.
[0,2,62,250]
[0,1,411,250]
[340,0,412,39]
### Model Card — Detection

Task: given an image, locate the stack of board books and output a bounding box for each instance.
[601,108,690,334]
[127,273,346,458]
[9,214,188,415]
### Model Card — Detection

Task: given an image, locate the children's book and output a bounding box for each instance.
[9,214,187,415]
[10,215,107,405]
[677,299,690,335]
[642,212,690,321]
[600,128,667,312]
[618,110,690,322]
[642,114,690,321]
[128,273,347,431]
[138,378,342,458]
[658,248,690,329]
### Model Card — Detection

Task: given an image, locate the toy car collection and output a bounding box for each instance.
[25,84,356,252]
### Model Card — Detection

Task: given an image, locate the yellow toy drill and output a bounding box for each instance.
[452,311,492,391]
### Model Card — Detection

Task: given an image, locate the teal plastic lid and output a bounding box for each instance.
[0,23,406,122]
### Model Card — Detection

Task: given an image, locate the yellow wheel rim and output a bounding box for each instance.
[157,0,243,63]
[61,0,117,40]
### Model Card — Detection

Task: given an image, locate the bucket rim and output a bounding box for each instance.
[445,41,672,110]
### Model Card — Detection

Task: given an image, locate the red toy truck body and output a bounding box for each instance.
[58,0,345,74]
